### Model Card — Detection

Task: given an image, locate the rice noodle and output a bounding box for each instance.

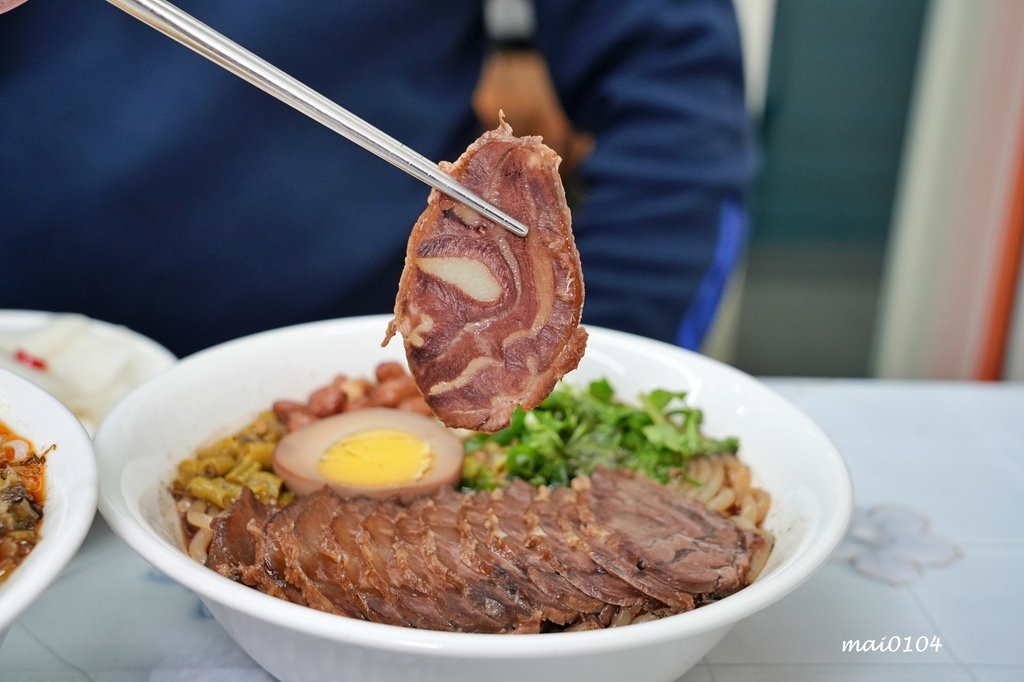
[669,453,771,529]
[706,487,736,513]
[178,496,225,564]
[185,499,214,531]
[188,527,214,564]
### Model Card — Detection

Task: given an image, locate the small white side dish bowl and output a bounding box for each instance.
[0,367,98,648]
[0,310,178,435]
[94,315,852,682]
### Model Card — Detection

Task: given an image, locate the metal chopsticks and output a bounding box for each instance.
[104,0,530,237]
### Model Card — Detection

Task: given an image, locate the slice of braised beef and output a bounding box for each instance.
[205,462,770,632]
[580,467,760,600]
[359,502,457,630]
[457,489,579,626]
[324,498,413,626]
[391,502,509,633]
[205,487,271,582]
[245,493,309,605]
[279,489,368,619]
[525,485,653,610]
[486,481,607,617]
[384,121,588,433]
[565,481,694,610]
[417,488,541,633]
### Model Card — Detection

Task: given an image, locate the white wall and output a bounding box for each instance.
[871,0,1024,380]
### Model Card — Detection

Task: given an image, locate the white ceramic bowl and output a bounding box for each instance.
[0,367,98,648]
[95,315,852,682]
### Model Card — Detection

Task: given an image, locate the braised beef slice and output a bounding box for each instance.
[205,487,271,581]
[486,481,607,616]
[391,502,509,633]
[359,502,457,630]
[244,494,309,605]
[324,498,414,626]
[207,464,769,632]
[385,121,588,433]
[590,467,759,596]
[574,467,758,602]
[417,488,541,633]
[562,486,694,609]
[525,485,651,610]
[279,490,368,619]
[458,490,579,626]
[602,466,765,589]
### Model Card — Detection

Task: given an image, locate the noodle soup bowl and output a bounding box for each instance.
[0,367,98,648]
[95,315,852,682]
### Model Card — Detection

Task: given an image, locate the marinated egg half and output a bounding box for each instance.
[272,408,464,499]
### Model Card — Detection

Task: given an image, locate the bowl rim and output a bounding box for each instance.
[0,366,99,630]
[95,315,853,657]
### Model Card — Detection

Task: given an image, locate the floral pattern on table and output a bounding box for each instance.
[832,504,961,585]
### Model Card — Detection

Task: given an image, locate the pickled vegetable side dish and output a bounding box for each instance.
[1,420,47,584]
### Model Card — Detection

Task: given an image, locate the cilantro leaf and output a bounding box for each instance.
[459,378,740,490]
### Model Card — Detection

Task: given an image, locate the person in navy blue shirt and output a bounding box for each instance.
[1,0,755,358]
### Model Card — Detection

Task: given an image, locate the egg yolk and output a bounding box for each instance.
[315,428,433,488]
